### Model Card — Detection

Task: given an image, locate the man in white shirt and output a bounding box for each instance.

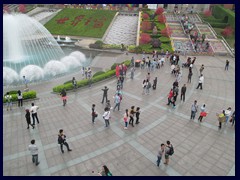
[103,107,111,127]
[196,74,204,90]
[30,103,40,125]
[28,139,40,166]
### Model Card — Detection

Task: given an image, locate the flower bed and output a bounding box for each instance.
[44,8,116,38]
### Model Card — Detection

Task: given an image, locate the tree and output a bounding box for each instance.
[140,33,151,44]
[203,10,212,17]
[19,4,26,13]
[161,27,172,37]
[141,21,151,32]
[142,13,150,20]
[158,14,166,23]
[155,7,164,15]
[221,26,234,37]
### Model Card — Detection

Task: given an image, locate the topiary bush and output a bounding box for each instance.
[93,71,105,77]
[3,90,37,103]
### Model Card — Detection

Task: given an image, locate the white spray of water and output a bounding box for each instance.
[60,56,81,70]
[20,65,44,81]
[69,51,87,63]
[3,67,19,84]
[44,60,67,76]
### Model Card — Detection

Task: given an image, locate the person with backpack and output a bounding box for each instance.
[58,129,72,153]
[164,141,174,165]
[5,92,12,111]
[98,165,112,176]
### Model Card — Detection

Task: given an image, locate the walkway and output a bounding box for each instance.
[3,52,235,176]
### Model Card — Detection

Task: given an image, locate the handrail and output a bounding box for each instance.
[196,13,235,57]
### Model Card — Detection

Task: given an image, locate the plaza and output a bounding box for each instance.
[3,4,235,176]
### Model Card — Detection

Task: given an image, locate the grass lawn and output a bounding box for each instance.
[44,8,116,38]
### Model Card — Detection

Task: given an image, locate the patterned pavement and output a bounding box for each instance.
[3,51,235,176]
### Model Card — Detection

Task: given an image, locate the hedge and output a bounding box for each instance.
[52,60,131,93]
[212,5,235,28]
[209,22,229,28]
[93,71,105,77]
[3,90,37,103]
[159,37,171,43]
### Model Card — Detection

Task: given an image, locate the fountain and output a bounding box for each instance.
[3,13,87,86]
[65,36,71,42]
[57,35,61,41]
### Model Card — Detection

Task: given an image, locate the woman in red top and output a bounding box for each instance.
[167,89,173,105]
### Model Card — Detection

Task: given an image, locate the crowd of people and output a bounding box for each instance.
[4,47,234,174]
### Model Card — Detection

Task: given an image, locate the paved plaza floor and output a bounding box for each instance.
[3,52,235,176]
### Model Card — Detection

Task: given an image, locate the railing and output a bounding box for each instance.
[196,13,235,57]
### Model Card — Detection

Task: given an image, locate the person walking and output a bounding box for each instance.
[198,104,207,122]
[58,129,72,153]
[156,143,165,167]
[130,67,135,79]
[164,141,173,165]
[196,74,204,90]
[123,109,129,129]
[72,77,77,90]
[187,70,193,83]
[199,64,204,74]
[113,93,121,111]
[129,106,135,127]
[91,104,97,124]
[145,79,151,95]
[60,88,67,106]
[28,139,40,166]
[217,110,225,129]
[87,67,92,88]
[25,109,34,129]
[190,100,198,120]
[30,103,40,125]
[23,76,29,90]
[225,60,229,71]
[17,90,23,107]
[5,92,12,111]
[135,107,141,124]
[180,84,187,102]
[98,165,112,176]
[167,89,173,105]
[101,86,109,104]
[225,107,232,125]
[230,111,235,127]
[102,107,111,127]
[152,77,157,90]
[142,79,147,94]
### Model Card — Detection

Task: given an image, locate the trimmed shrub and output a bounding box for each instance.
[93,71,105,77]
[152,38,161,48]
[221,26,234,37]
[4,90,18,96]
[159,36,171,43]
[3,90,37,103]
[212,5,235,28]
[210,22,229,28]
[203,10,212,17]
[141,21,151,32]
[133,46,143,53]
[158,14,166,23]
[53,60,131,93]
[161,27,172,37]
[155,7,164,15]
[142,13,150,20]
[64,80,72,84]
[140,33,151,44]
[151,34,161,38]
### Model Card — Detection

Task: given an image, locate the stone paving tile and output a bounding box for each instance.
[3,52,235,176]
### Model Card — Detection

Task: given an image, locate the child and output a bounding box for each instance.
[123,109,129,129]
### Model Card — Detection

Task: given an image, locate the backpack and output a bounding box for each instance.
[58,135,63,144]
[107,172,112,176]
[168,145,174,156]
[148,82,151,88]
